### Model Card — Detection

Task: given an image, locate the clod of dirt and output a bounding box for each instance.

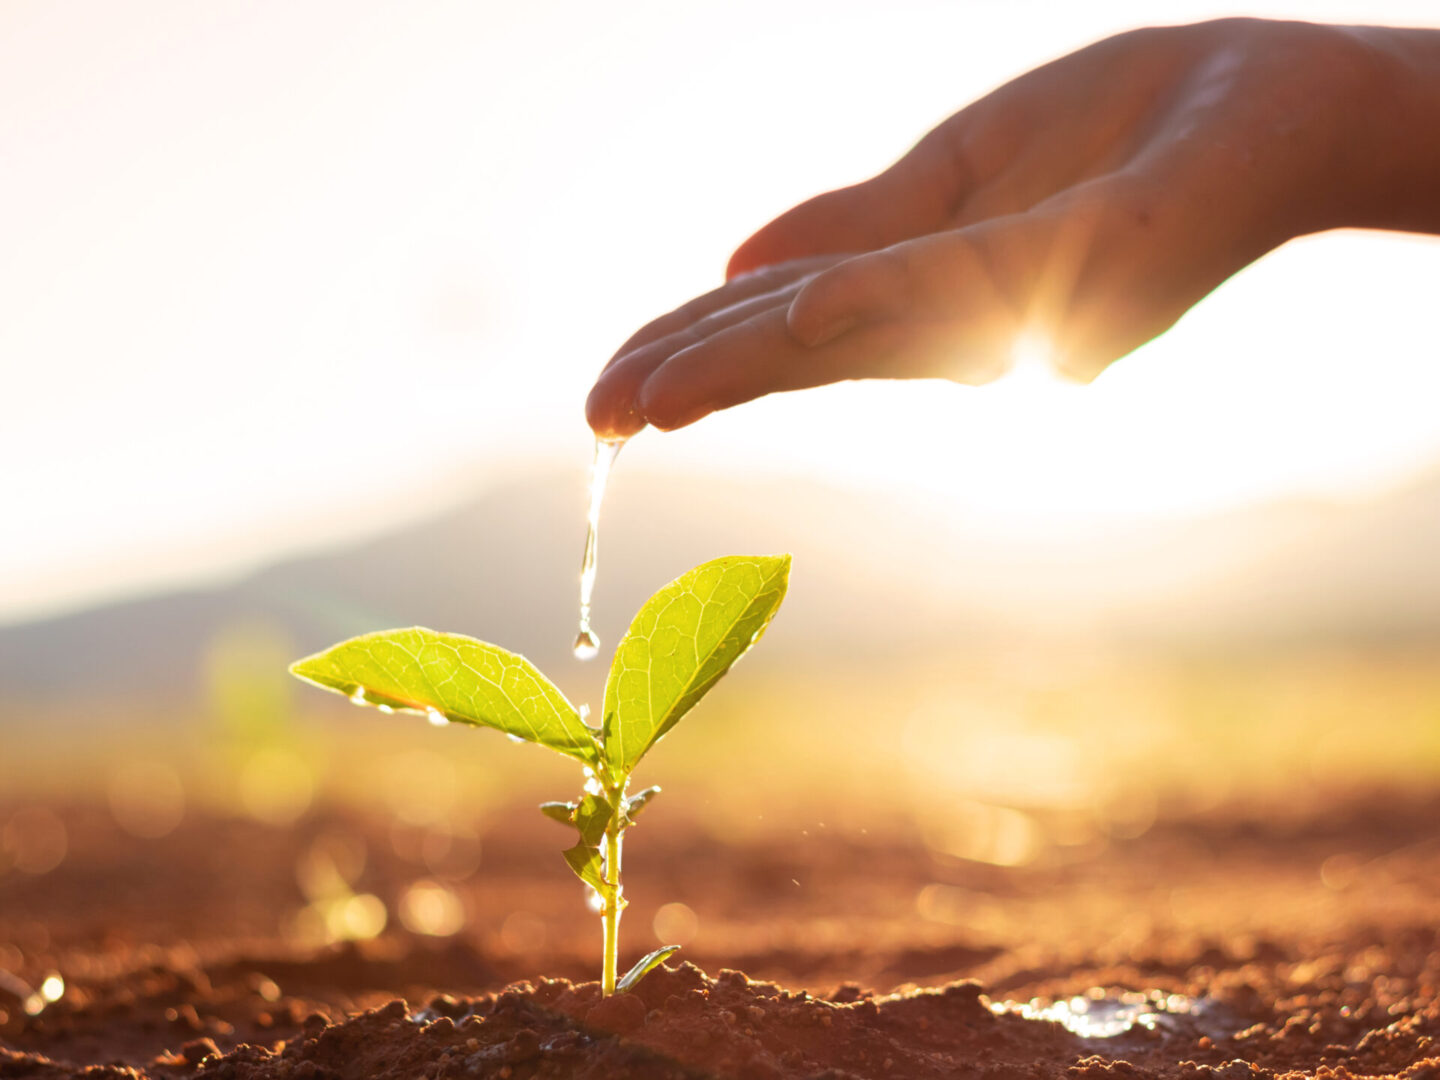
[584,990,646,1034]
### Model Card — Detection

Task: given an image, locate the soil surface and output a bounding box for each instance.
[2,792,1438,1079]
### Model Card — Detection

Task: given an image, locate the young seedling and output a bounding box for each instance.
[288,554,791,995]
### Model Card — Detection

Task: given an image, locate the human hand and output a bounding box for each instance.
[587,18,1413,437]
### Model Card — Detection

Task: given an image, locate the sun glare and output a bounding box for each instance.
[1009,330,1059,384]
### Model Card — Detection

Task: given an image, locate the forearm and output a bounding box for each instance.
[1327,24,1440,235]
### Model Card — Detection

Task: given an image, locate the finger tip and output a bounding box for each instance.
[726,229,781,281]
[636,381,707,433]
[585,382,646,440]
[638,408,697,433]
[583,382,611,431]
[725,249,758,282]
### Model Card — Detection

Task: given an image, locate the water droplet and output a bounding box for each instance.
[573,628,601,661]
[573,437,625,659]
[579,703,591,723]
[377,704,394,715]
[506,733,525,744]
[425,707,448,727]
[349,688,367,705]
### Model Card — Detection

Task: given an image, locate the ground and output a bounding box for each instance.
[1,790,1437,1079]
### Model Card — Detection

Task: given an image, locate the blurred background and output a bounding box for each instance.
[3,0,1440,957]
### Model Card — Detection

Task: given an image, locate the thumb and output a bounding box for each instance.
[726,120,971,279]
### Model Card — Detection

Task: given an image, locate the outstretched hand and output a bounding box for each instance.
[587,18,1423,437]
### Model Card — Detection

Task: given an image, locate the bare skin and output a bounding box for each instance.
[586,18,1440,438]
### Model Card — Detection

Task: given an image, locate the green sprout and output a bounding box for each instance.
[288,554,791,995]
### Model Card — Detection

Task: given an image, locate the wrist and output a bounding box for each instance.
[1307,23,1440,235]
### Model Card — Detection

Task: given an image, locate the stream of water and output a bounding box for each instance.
[573,437,626,661]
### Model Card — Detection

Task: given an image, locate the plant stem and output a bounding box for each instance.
[601,816,625,995]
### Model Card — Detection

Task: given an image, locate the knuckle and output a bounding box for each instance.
[866,247,919,306]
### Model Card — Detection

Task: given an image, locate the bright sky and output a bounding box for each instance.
[3,0,1439,623]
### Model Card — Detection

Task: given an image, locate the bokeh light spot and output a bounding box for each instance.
[399,880,466,937]
[2,807,68,875]
[107,760,186,839]
[921,801,1043,867]
[651,902,699,946]
[239,747,314,826]
[499,911,547,955]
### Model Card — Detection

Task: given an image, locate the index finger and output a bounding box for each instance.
[599,254,842,377]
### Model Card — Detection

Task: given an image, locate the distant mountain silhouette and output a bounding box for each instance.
[1115,473,1440,644]
[4,466,1440,711]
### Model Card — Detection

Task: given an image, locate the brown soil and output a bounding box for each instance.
[2,793,1438,1079]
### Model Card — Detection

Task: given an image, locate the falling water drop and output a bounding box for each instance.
[572,629,601,661]
[574,436,625,659]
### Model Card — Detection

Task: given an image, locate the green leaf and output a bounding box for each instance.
[539,801,577,826]
[617,945,681,992]
[625,786,661,821]
[602,555,790,776]
[290,627,599,766]
[562,842,606,893]
[574,792,617,848]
